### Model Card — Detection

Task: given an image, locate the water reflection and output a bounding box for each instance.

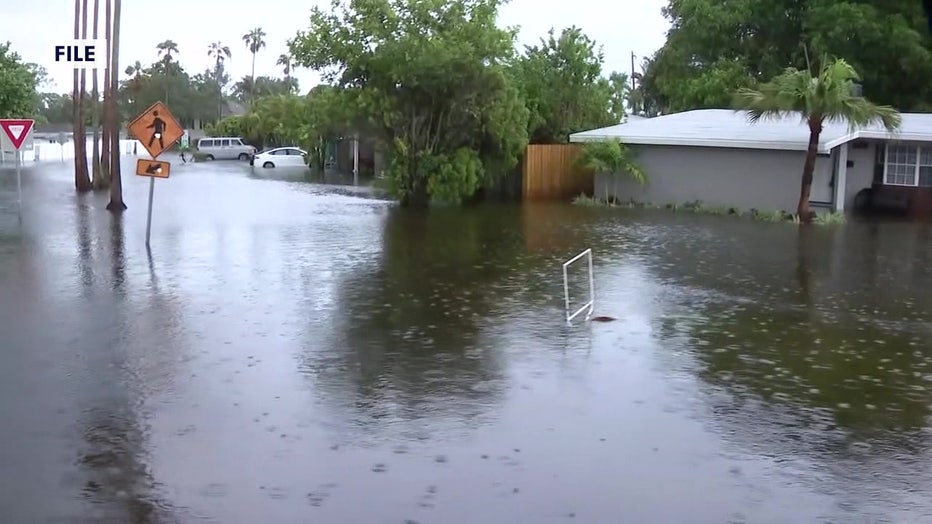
[3,161,932,521]
[637,215,932,517]
[71,205,166,521]
[306,207,527,440]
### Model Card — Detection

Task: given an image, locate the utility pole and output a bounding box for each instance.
[630,52,637,92]
[630,52,638,116]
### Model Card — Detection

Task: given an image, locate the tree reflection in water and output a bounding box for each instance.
[71,206,181,523]
[645,218,932,506]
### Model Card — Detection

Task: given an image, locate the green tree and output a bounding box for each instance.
[289,0,529,206]
[242,27,266,99]
[644,0,932,113]
[513,26,626,143]
[0,42,42,119]
[277,53,293,83]
[734,58,900,222]
[118,62,220,128]
[576,139,646,184]
[208,41,231,119]
[156,40,178,64]
[231,75,296,102]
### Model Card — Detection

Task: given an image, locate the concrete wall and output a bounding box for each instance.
[595,144,834,213]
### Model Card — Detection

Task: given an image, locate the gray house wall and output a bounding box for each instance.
[595,144,834,213]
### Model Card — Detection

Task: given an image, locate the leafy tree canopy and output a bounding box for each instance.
[0,42,42,119]
[512,26,628,144]
[231,75,297,102]
[289,0,530,206]
[641,0,932,113]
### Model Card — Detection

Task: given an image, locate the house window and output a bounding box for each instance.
[883,143,932,187]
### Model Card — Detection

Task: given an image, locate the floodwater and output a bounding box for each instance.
[0,155,931,523]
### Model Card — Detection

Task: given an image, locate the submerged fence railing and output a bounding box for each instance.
[563,248,594,323]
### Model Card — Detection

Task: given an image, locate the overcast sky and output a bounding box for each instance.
[4,0,669,94]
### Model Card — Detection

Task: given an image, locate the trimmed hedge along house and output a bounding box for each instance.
[570,109,932,217]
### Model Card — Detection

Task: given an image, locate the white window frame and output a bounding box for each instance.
[883,143,932,187]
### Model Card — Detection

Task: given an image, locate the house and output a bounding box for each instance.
[569,109,932,216]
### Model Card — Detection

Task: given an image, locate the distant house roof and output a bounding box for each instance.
[569,109,932,154]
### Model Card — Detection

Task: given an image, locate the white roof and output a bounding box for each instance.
[569,109,932,154]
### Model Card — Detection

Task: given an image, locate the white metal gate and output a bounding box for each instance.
[563,248,594,323]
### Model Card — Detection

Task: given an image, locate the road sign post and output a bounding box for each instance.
[0,119,36,218]
[127,102,182,247]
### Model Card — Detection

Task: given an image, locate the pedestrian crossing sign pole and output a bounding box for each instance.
[127,102,183,247]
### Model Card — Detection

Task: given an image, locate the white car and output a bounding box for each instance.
[251,147,308,168]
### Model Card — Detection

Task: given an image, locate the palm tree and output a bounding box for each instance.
[154,41,177,103]
[208,41,231,72]
[124,60,143,77]
[242,27,266,99]
[73,0,91,191]
[106,0,125,211]
[100,0,111,184]
[277,53,292,81]
[208,42,231,120]
[90,0,103,188]
[575,139,647,203]
[277,53,296,94]
[734,57,901,223]
[156,40,178,63]
[123,61,144,114]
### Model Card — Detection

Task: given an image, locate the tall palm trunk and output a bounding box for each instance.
[90,0,103,189]
[106,0,125,211]
[100,0,111,184]
[77,0,92,191]
[797,118,823,222]
[72,0,92,191]
[251,53,256,101]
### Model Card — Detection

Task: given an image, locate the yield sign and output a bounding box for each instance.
[0,119,35,151]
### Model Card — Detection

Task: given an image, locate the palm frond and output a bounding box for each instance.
[733,57,901,134]
[576,139,647,185]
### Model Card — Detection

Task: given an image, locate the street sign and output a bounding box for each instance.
[0,119,35,151]
[0,118,33,220]
[136,159,170,178]
[127,102,183,159]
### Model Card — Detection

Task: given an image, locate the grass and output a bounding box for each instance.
[813,211,847,225]
[572,193,846,226]
[572,194,604,207]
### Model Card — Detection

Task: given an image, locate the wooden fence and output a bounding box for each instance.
[522,144,592,201]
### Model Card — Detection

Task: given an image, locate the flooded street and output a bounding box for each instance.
[1,156,931,523]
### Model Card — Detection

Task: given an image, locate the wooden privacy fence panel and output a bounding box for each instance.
[522,144,593,201]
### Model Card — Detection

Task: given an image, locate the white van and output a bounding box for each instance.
[196,137,255,161]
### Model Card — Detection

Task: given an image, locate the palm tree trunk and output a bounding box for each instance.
[106,0,125,211]
[251,53,256,100]
[77,0,92,191]
[72,0,92,191]
[90,0,102,189]
[796,119,823,223]
[100,0,111,185]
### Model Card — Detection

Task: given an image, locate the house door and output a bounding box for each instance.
[810,155,834,206]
